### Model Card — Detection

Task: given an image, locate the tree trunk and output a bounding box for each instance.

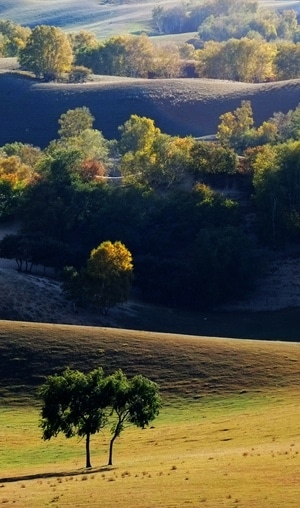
[108,434,117,466]
[86,432,92,468]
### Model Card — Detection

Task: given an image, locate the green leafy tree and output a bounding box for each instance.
[0,233,70,272]
[39,368,107,468]
[19,25,73,80]
[197,38,275,82]
[0,234,27,271]
[58,107,95,139]
[190,141,237,175]
[121,131,195,189]
[0,20,30,56]
[217,100,255,151]
[104,370,161,465]
[119,115,161,154]
[252,144,285,247]
[68,30,98,54]
[275,41,300,80]
[0,142,42,167]
[0,181,19,219]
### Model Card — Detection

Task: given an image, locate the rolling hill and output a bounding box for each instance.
[1,68,300,147]
[1,0,299,39]
[1,319,300,404]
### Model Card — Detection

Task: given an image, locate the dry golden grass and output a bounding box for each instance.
[1,320,300,402]
[0,391,300,507]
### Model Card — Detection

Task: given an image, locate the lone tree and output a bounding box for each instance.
[39,367,107,468]
[19,25,73,80]
[63,240,134,313]
[104,370,161,466]
[58,107,95,139]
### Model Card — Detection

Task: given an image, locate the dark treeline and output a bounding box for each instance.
[152,0,300,40]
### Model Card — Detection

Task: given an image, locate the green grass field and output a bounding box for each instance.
[1,320,300,506]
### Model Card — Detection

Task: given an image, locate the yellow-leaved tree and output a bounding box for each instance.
[63,241,133,313]
[19,25,73,81]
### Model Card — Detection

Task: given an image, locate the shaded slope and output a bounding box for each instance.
[1,72,300,146]
[1,320,300,403]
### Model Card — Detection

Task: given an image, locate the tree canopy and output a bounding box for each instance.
[19,25,73,80]
[39,367,108,468]
[39,367,161,468]
[58,107,95,139]
[63,241,134,312]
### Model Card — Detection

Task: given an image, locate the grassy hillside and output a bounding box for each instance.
[1,70,300,146]
[1,320,300,506]
[0,0,299,39]
[1,319,300,404]
[0,0,172,38]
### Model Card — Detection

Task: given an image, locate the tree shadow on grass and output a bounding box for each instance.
[0,465,115,483]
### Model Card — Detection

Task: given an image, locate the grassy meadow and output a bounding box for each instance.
[0,0,299,39]
[0,320,300,506]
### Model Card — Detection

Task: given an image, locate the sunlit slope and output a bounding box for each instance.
[1,0,299,39]
[1,320,300,402]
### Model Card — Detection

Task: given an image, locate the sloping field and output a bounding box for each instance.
[1,71,300,146]
[0,0,175,38]
[1,323,300,507]
[0,0,299,38]
[1,320,300,403]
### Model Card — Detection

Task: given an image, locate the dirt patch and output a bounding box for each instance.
[0,267,134,326]
[219,252,300,311]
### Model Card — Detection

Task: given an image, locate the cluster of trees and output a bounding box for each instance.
[0,21,183,80]
[76,34,182,78]
[196,38,300,82]
[0,19,30,57]
[152,0,300,41]
[3,102,300,309]
[216,100,300,248]
[151,0,300,82]
[39,367,161,468]
[0,107,256,310]
[2,8,300,82]
[216,100,300,151]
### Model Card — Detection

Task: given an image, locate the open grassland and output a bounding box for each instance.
[0,388,300,505]
[0,0,299,39]
[1,321,300,505]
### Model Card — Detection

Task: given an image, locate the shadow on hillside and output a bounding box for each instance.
[0,465,115,484]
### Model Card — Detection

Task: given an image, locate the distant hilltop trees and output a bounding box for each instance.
[1,0,300,83]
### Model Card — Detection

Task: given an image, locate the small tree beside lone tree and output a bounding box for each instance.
[104,370,161,465]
